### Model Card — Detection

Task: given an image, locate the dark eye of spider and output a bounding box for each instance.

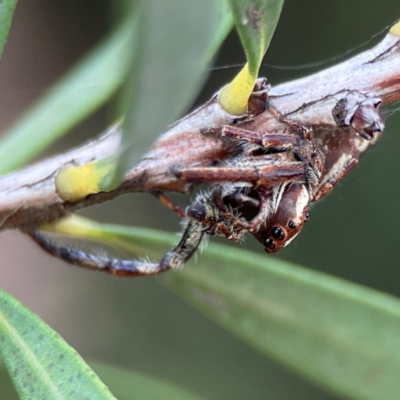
[288,221,296,229]
[265,238,276,250]
[271,226,285,241]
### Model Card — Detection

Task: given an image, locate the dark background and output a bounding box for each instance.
[1,1,400,399]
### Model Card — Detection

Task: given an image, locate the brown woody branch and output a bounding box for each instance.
[0,29,399,232]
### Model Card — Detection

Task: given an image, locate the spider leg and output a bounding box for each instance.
[209,186,262,232]
[312,130,360,201]
[187,190,246,242]
[172,162,306,187]
[202,125,300,150]
[220,191,272,232]
[154,191,186,218]
[157,219,205,269]
[210,186,229,212]
[313,158,358,201]
[221,189,260,209]
[27,219,204,277]
[233,190,272,232]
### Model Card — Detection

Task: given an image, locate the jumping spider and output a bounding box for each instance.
[30,92,384,277]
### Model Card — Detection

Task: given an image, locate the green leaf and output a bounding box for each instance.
[0,357,207,400]
[0,360,19,399]
[0,17,135,175]
[229,0,283,76]
[44,216,400,400]
[165,250,400,400]
[219,0,283,114]
[92,362,206,400]
[114,0,233,182]
[0,289,116,400]
[0,0,17,60]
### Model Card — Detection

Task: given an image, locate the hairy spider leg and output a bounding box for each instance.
[214,187,260,210]
[236,191,273,232]
[187,191,247,242]
[27,219,204,277]
[155,219,205,269]
[172,161,306,187]
[209,185,271,233]
[202,126,301,150]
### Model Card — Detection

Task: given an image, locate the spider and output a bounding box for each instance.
[29,91,384,277]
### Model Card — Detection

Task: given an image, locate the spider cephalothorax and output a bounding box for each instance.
[251,183,310,253]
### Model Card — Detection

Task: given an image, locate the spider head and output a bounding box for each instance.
[253,183,310,253]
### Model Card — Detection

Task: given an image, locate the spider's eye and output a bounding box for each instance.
[271,226,285,241]
[265,238,275,250]
[304,210,310,220]
[288,221,296,229]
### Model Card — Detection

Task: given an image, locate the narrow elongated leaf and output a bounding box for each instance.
[220,0,283,114]
[0,16,136,175]
[0,357,206,400]
[229,0,283,75]
[44,215,400,400]
[115,0,233,181]
[0,289,116,400]
[92,362,205,400]
[0,0,17,60]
